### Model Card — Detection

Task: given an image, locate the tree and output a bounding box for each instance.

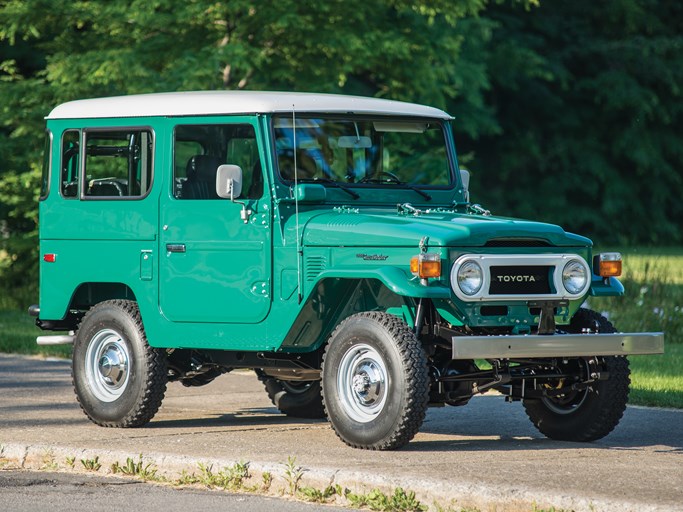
[0,0,493,296]
[457,0,683,245]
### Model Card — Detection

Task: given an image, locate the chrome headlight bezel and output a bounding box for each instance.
[562,259,590,295]
[453,260,483,296]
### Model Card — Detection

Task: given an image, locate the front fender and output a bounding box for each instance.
[590,276,625,297]
[310,266,452,299]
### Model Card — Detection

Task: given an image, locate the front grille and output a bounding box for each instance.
[489,265,552,295]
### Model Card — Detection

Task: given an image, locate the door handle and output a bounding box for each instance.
[166,243,186,253]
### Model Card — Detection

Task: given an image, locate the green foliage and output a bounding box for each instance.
[111,454,159,481]
[80,456,101,472]
[460,1,683,246]
[0,0,490,292]
[344,487,427,511]
[298,484,341,503]
[194,461,250,490]
[283,455,304,495]
[629,344,683,409]
[591,250,683,343]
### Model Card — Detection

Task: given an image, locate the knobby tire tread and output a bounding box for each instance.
[72,299,167,428]
[322,311,429,450]
[523,308,631,442]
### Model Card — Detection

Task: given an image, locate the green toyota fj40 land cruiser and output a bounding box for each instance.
[31,91,664,450]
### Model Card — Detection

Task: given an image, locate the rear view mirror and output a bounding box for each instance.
[337,136,372,149]
[216,164,243,199]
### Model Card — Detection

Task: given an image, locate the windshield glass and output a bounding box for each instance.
[273,116,452,187]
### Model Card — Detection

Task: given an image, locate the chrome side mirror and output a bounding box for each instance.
[216,164,243,199]
[460,168,470,203]
[216,164,252,223]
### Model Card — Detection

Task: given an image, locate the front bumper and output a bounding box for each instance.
[452,332,664,359]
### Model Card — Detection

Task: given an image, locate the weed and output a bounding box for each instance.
[283,456,304,496]
[110,454,159,481]
[65,456,76,469]
[195,461,249,490]
[345,487,427,512]
[80,456,101,472]
[261,471,273,491]
[41,449,58,470]
[176,469,200,486]
[298,484,339,503]
[434,505,481,512]
[531,505,573,512]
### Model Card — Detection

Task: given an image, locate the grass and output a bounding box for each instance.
[628,344,683,408]
[587,248,683,408]
[590,248,683,344]
[0,308,72,358]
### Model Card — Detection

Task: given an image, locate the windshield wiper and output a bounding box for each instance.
[405,185,432,201]
[298,177,360,199]
[359,175,432,201]
[358,178,432,201]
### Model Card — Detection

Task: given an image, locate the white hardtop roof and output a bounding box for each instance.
[46,91,452,120]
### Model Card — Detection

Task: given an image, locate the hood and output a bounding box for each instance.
[301,209,591,248]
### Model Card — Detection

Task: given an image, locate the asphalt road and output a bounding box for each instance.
[0,354,681,511]
[0,470,349,512]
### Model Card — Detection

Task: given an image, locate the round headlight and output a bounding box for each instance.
[457,261,483,296]
[562,260,588,294]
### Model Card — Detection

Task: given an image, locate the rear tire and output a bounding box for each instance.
[321,312,429,450]
[523,308,630,442]
[259,376,326,419]
[72,300,167,427]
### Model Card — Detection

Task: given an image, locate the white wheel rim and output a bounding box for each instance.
[337,343,388,423]
[85,328,131,402]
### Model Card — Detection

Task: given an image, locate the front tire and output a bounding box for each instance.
[523,308,631,442]
[72,300,167,427]
[321,312,429,450]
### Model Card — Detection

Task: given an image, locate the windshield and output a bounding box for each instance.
[273,116,452,187]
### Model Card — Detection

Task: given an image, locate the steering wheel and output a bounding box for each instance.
[359,171,402,184]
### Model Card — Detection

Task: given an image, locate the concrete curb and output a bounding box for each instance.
[0,441,669,512]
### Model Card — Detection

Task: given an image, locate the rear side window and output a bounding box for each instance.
[40,131,52,200]
[60,130,80,198]
[83,129,153,198]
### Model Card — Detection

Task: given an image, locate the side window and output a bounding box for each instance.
[84,129,153,198]
[40,131,52,200]
[60,130,80,198]
[174,124,263,200]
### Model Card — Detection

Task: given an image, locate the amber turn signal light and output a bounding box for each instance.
[596,252,622,277]
[410,253,441,279]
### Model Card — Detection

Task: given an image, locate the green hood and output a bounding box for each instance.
[301,209,591,248]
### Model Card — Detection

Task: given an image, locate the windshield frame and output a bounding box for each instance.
[269,114,457,192]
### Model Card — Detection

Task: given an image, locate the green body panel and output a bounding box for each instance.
[301,210,590,248]
[39,110,619,354]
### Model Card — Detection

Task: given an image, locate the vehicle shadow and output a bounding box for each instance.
[412,396,683,453]
[147,397,683,453]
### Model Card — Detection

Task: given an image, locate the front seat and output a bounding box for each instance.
[181,155,224,199]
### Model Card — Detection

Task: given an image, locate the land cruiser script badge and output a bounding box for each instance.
[356,253,389,261]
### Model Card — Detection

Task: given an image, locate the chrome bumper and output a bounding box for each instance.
[452,332,664,359]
